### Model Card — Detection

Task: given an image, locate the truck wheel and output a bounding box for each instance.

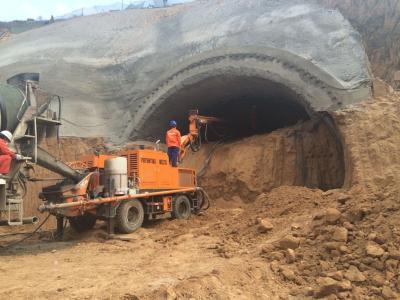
[116,200,144,233]
[68,213,97,233]
[172,195,191,219]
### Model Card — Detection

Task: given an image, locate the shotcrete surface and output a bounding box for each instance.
[0,0,371,141]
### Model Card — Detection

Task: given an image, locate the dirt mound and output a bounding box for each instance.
[321,0,400,86]
[244,186,400,299]
[178,89,400,299]
[183,116,345,201]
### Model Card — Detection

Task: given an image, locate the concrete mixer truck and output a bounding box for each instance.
[0,73,84,227]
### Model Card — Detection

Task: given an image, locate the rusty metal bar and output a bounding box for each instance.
[0,216,39,226]
[39,187,198,212]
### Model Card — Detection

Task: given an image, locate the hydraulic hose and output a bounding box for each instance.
[197,187,211,211]
[0,214,50,249]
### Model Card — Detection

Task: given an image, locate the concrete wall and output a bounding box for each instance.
[0,0,372,142]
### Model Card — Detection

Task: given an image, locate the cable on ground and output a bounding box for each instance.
[0,214,50,249]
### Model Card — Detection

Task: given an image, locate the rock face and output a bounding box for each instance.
[257,218,274,233]
[285,249,296,263]
[0,0,371,141]
[278,235,300,250]
[325,208,342,224]
[315,277,352,298]
[366,243,385,258]
[332,227,348,242]
[344,266,366,282]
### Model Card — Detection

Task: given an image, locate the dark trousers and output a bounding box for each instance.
[168,147,180,167]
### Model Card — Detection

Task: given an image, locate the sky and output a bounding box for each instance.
[0,0,129,21]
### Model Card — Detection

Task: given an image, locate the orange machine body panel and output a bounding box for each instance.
[119,149,196,190]
[163,196,173,212]
[69,150,196,191]
[68,154,117,170]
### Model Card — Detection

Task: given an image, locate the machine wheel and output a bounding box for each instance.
[116,200,144,234]
[68,213,97,233]
[172,195,191,219]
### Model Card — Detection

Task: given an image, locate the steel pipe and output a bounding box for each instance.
[21,146,83,182]
[0,216,39,226]
[39,187,198,212]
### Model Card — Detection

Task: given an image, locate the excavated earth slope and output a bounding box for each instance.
[321,0,400,86]
[184,116,345,197]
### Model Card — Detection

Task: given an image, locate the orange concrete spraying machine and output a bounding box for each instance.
[38,110,220,235]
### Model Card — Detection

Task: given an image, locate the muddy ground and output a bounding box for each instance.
[0,87,399,299]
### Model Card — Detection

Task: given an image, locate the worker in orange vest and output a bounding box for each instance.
[0,130,22,175]
[166,120,181,167]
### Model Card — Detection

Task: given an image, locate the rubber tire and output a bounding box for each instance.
[68,213,97,233]
[116,200,144,234]
[172,195,191,219]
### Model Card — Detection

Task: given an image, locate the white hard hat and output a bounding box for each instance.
[0,130,13,142]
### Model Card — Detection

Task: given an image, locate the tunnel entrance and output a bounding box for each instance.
[143,75,311,140]
[140,74,345,191]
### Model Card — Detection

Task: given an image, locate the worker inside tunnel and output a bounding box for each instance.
[140,74,346,191]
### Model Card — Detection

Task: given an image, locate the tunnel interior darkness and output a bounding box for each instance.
[146,75,311,140]
[143,75,345,190]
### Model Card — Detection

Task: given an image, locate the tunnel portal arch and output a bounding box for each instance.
[127,48,352,191]
[128,48,370,139]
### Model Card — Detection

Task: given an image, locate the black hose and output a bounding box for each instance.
[0,214,50,249]
[191,120,203,152]
[56,95,62,121]
[190,135,201,152]
[55,95,62,151]
[197,140,224,178]
[198,188,211,211]
[204,124,209,143]
[17,172,27,198]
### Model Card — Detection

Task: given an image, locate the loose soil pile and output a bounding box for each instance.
[183,115,345,200]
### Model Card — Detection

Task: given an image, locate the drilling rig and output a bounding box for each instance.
[0,73,84,227]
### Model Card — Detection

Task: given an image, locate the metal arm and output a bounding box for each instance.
[179,110,221,161]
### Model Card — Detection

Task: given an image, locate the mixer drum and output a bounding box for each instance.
[104,157,128,196]
[0,83,27,132]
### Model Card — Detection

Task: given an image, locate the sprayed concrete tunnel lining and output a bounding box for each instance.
[138,62,347,191]
[130,48,371,141]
